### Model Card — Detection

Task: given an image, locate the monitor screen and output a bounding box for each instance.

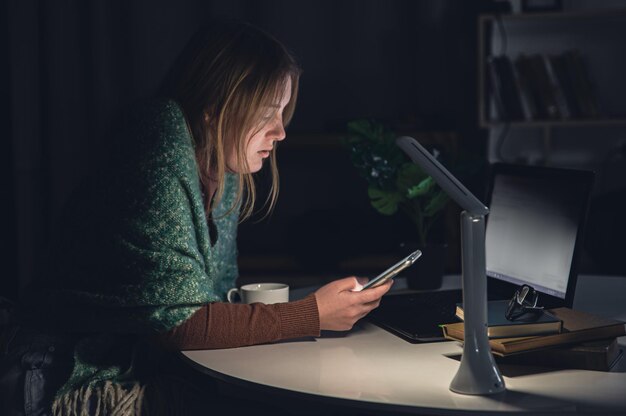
[485,173,585,299]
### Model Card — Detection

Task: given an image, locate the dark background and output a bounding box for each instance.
[3,0,626,301]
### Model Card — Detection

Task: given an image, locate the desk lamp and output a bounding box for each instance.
[396,136,505,395]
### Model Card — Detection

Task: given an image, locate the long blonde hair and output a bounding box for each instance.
[163,20,300,220]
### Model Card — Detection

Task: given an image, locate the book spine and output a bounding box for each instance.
[543,54,571,120]
[515,55,546,120]
[495,338,621,371]
[527,53,560,120]
[549,53,582,119]
[564,50,601,119]
[512,57,536,120]
[488,55,525,122]
[486,56,507,122]
[503,324,626,354]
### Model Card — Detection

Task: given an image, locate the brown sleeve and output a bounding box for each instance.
[156,293,320,350]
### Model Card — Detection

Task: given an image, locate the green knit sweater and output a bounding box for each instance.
[37,99,240,399]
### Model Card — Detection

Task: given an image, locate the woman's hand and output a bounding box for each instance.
[314,276,393,331]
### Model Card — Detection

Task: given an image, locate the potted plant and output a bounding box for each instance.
[342,119,451,288]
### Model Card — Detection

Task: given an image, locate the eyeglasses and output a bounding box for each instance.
[505,285,544,321]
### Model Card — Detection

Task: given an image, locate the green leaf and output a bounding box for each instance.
[368,187,404,216]
[407,177,435,199]
[396,163,427,191]
[423,190,450,217]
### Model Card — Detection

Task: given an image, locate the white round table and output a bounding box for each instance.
[181,275,626,415]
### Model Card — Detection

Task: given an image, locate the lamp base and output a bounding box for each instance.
[450,352,506,395]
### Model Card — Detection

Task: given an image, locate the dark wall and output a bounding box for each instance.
[1,1,18,301]
[236,0,489,276]
[5,0,492,296]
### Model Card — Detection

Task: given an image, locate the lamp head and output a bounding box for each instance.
[396,136,489,216]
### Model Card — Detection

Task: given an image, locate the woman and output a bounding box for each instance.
[0,20,392,415]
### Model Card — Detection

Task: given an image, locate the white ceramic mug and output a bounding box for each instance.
[226,283,289,304]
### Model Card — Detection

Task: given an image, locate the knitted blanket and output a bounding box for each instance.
[36,100,240,414]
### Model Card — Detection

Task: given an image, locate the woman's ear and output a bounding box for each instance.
[203,111,215,131]
[203,109,218,129]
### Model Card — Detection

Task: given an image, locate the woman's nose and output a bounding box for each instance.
[272,122,286,142]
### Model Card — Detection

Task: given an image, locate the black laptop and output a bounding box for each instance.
[367,163,595,343]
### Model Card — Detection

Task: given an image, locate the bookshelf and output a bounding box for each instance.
[477,6,626,173]
[479,8,626,127]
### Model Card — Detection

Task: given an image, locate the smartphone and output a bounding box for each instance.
[362,249,422,290]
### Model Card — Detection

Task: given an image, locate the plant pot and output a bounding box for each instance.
[400,243,447,290]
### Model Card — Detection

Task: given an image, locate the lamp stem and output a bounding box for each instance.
[449,211,505,395]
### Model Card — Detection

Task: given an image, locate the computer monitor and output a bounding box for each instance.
[485,164,595,308]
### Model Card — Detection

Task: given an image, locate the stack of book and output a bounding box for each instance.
[487,49,602,122]
[454,300,563,338]
[444,302,625,371]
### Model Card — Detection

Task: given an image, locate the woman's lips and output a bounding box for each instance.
[258,150,270,158]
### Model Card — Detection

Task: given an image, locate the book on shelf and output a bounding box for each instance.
[442,307,626,356]
[455,300,562,338]
[511,57,537,120]
[517,53,561,120]
[486,56,506,121]
[495,337,623,372]
[487,55,525,122]
[548,53,582,119]
[513,55,539,120]
[489,50,603,123]
[563,49,601,119]
[543,54,572,119]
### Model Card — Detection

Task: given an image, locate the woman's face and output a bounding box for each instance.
[227,77,292,173]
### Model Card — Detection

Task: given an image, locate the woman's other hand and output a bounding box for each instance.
[314,276,393,331]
